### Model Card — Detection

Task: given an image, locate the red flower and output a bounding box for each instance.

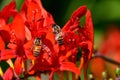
[60,6,94,65]
[21,0,55,39]
[60,6,93,80]
[26,3,93,80]
[98,27,120,63]
[21,0,82,79]
[77,10,94,79]
[90,27,120,79]
[78,10,94,62]
[0,14,35,75]
[0,0,94,79]
[0,1,17,42]
[29,51,80,80]
[44,6,87,64]
[99,27,120,55]
[62,6,87,32]
[28,30,80,79]
[0,0,17,23]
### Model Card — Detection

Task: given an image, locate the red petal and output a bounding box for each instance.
[45,31,56,47]
[0,25,10,32]
[7,43,17,49]
[26,0,54,27]
[14,57,23,76]
[85,10,94,43]
[24,40,36,59]
[60,62,80,75]
[24,40,33,49]
[27,1,42,22]
[78,10,94,60]
[0,19,6,27]
[33,0,55,26]
[25,50,35,60]
[10,14,25,41]
[0,1,17,22]
[0,50,16,60]
[0,23,11,42]
[20,0,27,13]
[71,5,87,21]
[42,38,55,55]
[25,26,32,40]
[43,13,55,27]
[84,10,94,59]
[62,5,87,31]
[3,67,13,80]
[0,36,5,50]
[0,30,11,42]
[29,57,51,72]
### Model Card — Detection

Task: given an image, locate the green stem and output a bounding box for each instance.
[66,72,70,80]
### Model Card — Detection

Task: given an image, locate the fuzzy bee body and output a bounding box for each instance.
[33,45,41,57]
[33,37,42,57]
[52,24,63,45]
[55,32,63,45]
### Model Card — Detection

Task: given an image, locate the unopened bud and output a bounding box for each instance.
[88,74,94,80]
[116,67,120,76]
[102,71,107,80]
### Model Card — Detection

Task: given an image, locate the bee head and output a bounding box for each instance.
[52,24,61,34]
[34,37,42,46]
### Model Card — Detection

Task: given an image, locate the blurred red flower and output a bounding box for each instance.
[90,26,120,79]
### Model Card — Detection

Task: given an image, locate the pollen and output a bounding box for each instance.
[22,61,24,69]
[32,60,35,65]
[6,59,14,69]
[0,67,3,76]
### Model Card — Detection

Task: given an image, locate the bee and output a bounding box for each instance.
[52,24,63,45]
[32,37,42,57]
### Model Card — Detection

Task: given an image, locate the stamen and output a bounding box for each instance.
[0,67,3,76]
[32,60,35,65]
[32,9,38,22]
[10,30,17,44]
[6,59,14,69]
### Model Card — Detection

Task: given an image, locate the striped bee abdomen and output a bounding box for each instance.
[52,24,63,45]
[32,37,42,57]
[55,33,63,45]
[33,45,41,57]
